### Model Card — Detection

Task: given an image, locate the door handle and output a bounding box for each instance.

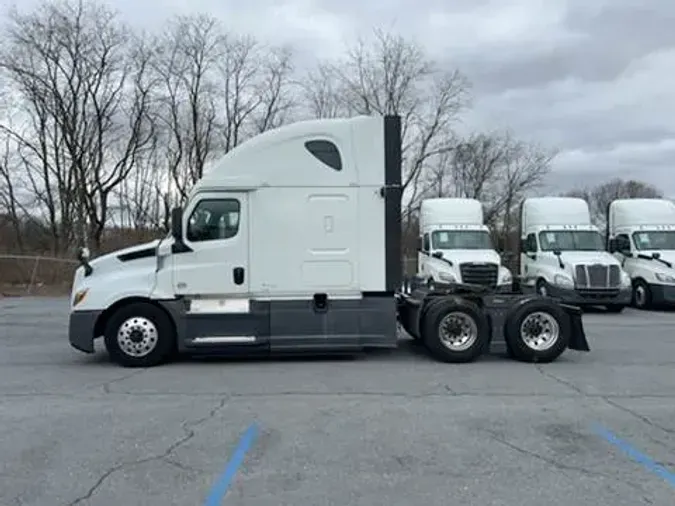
[233,267,245,285]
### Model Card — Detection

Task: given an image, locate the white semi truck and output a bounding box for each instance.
[417,198,512,291]
[519,196,631,312]
[68,115,589,367]
[607,198,675,309]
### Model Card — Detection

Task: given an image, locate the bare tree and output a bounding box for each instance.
[302,28,471,218]
[219,35,295,153]
[150,16,295,206]
[564,178,663,227]
[0,0,156,252]
[301,63,345,119]
[0,132,25,251]
[151,13,224,202]
[418,131,554,252]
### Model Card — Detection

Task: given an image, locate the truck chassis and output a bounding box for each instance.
[396,279,589,363]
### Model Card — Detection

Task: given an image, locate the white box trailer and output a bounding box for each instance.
[519,197,631,312]
[68,115,589,367]
[416,198,512,291]
[607,198,675,309]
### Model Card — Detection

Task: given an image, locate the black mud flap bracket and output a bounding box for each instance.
[559,303,590,351]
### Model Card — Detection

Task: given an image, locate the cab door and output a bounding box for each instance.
[172,191,266,347]
[172,191,249,297]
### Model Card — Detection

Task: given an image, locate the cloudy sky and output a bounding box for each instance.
[4,0,674,196]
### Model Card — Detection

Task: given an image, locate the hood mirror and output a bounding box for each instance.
[77,246,93,276]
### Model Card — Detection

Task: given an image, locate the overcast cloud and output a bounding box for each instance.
[5,0,674,195]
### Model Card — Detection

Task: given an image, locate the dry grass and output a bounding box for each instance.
[0,218,164,297]
[0,256,77,297]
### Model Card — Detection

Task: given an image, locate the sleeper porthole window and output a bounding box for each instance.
[305,140,342,171]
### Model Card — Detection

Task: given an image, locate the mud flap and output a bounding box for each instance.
[559,303,590,351]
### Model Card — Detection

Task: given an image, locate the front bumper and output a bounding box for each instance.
[545,285,632,306]
[69,310,101,353]
[496,283,514,294]
[649,284,675,305]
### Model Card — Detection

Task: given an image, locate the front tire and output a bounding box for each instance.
[422,297,490,363]
[632,279,652,310]
[104,302,176,368]
[504,299,570,363]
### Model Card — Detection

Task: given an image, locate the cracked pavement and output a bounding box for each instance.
[1,297,675,506]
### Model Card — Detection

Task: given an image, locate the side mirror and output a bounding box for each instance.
[77,247,90,263]
[76,246,93,276]
[171,207,183,241]
[432,251,443,259]
[608,238,616,253]
[417,237,423,252]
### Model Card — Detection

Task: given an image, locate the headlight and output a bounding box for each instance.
[500,273,512,284]
[620,271,632,287]
[655,273,675,283]
[438,272,456,282]
[72,288,89,307]
[553,274,574,288]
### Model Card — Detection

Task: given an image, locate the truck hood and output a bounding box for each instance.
[436,249,501,265]
[90,239,161,267]
[632,250,675,270]
[89,239,160,276]
[553,251,622,267]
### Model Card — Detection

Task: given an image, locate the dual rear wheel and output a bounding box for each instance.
[421,297,571,363]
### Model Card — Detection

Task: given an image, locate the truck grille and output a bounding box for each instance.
[459,262,498,288]
[574,264,621,289]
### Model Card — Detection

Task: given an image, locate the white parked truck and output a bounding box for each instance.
[519,196,631,312]
[68,115,589,367]
[417,198,512,291]
[607,198,675,309]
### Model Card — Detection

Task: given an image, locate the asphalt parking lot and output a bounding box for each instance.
[1,297,674,506]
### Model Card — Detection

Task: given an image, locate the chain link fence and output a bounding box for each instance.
[0,254,77,296]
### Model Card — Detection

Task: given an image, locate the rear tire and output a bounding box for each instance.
[104,302,177,368]
[421,297,490,363]
[504,299,570,363]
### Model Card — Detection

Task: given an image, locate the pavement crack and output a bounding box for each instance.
[64,396,228,506]
[100,370,148,394]
[535,365,585,395]
[603,396,675,436]
[489,433,602,476]
[488,433,650,495]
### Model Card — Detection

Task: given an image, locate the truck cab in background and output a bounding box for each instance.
[607,198,675,309]
[519,197,631,312]
[417,198,513,292]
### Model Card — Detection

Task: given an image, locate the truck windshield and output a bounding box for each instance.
[632,231,675,250]
[538,231,604,251]
[432,230,493,250]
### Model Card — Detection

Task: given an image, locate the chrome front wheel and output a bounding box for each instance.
[117,316,159,358]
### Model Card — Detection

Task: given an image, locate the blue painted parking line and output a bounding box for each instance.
[592,423,675,488]
[204,422,259,506]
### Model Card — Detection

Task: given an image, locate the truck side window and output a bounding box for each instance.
[423,233,430,252]
[524,233,537,252]
[187,199,241,242]
[305,140,342,171]
[615,234,630,252]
